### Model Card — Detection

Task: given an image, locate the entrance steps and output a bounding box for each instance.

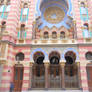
[22,90,88,92]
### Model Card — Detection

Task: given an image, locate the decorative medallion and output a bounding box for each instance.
[44,6,65,24]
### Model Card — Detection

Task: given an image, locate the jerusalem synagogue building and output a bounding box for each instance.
[1,0,92,92]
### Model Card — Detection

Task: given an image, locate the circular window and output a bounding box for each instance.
[44,6,65,24]
[15,52,25,61]
[85,52,92,60]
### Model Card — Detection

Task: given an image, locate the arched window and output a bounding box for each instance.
[83,23,89,38]
[60,31,65,39]
[0,0,11,19]
[0,0,4,5]
[85,52,92,60]
[84,23,88,30]
[15,52,25,61]
[20,24,25,39]
[17,24,27,39]
[0,0,4,17]
[52,31,57,39]
[23,3,28,16]
[21,24,25,30]
[81,2,85,7]
[4,5,11,19]
[20,3,29,22]
[80,2,88,21]
[1,21,6,33]
[44,32,49,39]
[6,0,10,5]
[23,3,28,8]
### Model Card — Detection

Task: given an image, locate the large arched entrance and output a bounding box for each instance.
[64,51,79,88]
[13,64,24,91]
[86,63,92,91]
[32,51,45,89]
[49,51,61,88]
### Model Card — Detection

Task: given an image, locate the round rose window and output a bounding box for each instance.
[44,6,65,24]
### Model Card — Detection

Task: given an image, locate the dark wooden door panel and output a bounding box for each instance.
[49,65,61,88]
[32,64,45,88]
[14,66,24,91]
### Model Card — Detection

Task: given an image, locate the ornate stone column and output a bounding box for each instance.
[73,20,77,39]
[44,62,49,89]
[60,62,65,89]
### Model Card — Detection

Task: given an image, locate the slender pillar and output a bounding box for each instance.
[73,20,77,39]
[29,62,33,89]
[44,62,49,89]
[60,62,65,89]
[77,62,82,89]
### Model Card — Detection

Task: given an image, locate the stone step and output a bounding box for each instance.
[22,90,84,92]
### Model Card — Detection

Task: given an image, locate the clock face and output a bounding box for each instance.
[44,6,65,24]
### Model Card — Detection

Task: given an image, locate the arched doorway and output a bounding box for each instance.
[86,63,92,91]
[49,51,61,88]
[32,51,45,89]
[13,64,24,91]
[64,51,79,88]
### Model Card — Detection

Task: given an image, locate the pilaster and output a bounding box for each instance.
[80,63,89,91]
[44,62,49,89]
[28,62,33,89]
[60,62,65,89]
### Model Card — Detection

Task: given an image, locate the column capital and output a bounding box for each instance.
[44,62,49,89]
[73,20,76,24]
[76,62,80,66]
[32,21,36,25]
[60,62,65,67]
[30,62,33,67]
[44,62,50,67]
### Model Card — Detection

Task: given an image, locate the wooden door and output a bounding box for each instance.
[14,66,24,91]
[49,65,61,88]
[32,64,45,88]
[64,64,79,88]
[86,65,92,91]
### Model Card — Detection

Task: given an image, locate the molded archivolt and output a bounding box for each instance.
[35,0,73,29]
[62,48,79,61]
[40,0,69,12]
[30,48,79,62]
[30,48,48,61]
